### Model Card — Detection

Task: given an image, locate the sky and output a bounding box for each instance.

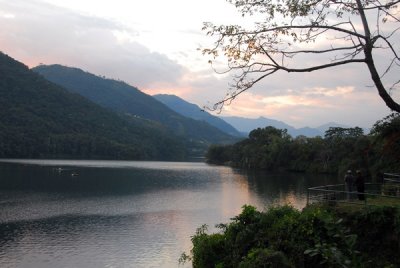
[0,0,398,129]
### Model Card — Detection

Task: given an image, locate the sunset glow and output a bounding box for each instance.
[0,0,395,128]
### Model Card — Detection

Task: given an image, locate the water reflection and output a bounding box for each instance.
[220,170,255,218]
[0,213,187,268]
[242,170,339,209]
[0,160,339,268]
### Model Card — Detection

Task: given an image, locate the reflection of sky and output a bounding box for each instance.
[221,170,252,218]
[278,190,306,210]
[0,160,340,268]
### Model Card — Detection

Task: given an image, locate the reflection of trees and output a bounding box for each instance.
[0,162,224,195]
[240,170,339,208]
[220,170,253,217]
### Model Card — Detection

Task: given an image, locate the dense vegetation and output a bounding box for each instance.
[181,204,400,267]
[0,52,187,160]
[189,115,400,267]
[206,114,400,176]
[33,65,237,149]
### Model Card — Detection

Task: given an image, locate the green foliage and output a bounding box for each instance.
[216,126,292,170]
[205,144,233,165]
[369,113,400,171]
[0,52,187,160]
[301,210,359,267]
[341,206,400,266]
[184,205,400,267]
[206,125,372,174]
[239,248,293,268]
[324,127,364,140]
[190,225,227,268]
[206,117,399,175]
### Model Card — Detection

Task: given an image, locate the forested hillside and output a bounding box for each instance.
[0,52,186,160]
[33,65,236,147]
[206,116,400,175]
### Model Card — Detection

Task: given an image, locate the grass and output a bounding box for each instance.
[324,194,400,214]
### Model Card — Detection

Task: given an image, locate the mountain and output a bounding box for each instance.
[292,127,323,137]
[153,94,243,137]
[221,116,296,135]
[221,116,350,137]
[33,65,236,148]
[0,52,186,160]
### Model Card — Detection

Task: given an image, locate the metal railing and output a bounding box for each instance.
[307,173,400,207]
[384,173,400,183]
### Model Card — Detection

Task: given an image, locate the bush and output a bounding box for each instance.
[239,248,293,268]
[190,225,227,268]
[182,204,400,267]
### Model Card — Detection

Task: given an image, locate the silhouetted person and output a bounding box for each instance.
[355,170,365,201]
[344,170,354,200]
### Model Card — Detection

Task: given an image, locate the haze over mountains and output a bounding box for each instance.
[152,94,350,137]
[154,94,242,137]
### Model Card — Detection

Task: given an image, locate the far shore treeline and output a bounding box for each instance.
[206,113,400,177]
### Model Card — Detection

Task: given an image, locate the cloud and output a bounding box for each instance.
[0,0,185,89]
[0,0,396,129]
[208,83,391,128]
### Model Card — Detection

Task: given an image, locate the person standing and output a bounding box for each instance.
[355,170,365,201]
[344,170,354,200]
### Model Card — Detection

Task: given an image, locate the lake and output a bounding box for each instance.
[0,159,339,268]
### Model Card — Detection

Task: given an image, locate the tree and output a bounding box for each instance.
[202,0,400,112]
[370,112,400,165]
[324,127,364,140]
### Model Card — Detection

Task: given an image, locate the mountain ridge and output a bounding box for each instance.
[33,65,236,147]
[153,94,243,137]
[221,116,352,137]
[149,93,353,138]
[221,116,353,137]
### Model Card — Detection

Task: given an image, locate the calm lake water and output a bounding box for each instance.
[0,159,339,268]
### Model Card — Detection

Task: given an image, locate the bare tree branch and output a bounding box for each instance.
[202,0,400,113]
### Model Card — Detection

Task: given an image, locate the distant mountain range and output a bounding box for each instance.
[154,94,243,137]
[221,116,353,137]
[220,116,350,137]
[33,64,237,154]
[150,94,351,137]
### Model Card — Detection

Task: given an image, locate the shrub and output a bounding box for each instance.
[239,248,293,268]
[183,204,400,267]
